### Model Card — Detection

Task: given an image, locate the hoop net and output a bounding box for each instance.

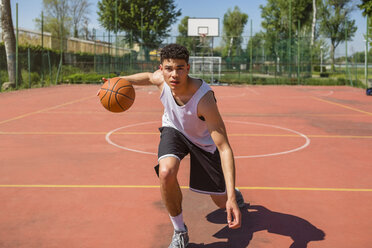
[199,33,207,44]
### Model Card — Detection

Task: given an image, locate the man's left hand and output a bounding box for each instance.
[226,199,241,229]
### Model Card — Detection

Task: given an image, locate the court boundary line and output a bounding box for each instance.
[0,184,371,192]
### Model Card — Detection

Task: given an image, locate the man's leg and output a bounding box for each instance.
[158,156,182,216]
[159,156,189,248]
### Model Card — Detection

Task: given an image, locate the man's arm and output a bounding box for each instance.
[121,69,164,88]
[198,91,241,229]
[98,69,164,96]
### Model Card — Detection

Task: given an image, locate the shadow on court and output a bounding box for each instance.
[188,205,325,248]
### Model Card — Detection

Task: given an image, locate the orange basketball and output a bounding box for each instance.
[99,77,135,113]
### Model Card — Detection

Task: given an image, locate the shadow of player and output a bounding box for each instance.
[188,205,325,248]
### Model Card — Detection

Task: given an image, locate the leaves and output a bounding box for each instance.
[97,0,181,50]
[222,6,248,57]
[358,0,372,17]
[319,0,357,70]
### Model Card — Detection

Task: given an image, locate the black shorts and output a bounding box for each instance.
[155,126,226,195]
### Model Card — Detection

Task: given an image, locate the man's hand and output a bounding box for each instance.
[226,199,241,229]
[150,69,164,85]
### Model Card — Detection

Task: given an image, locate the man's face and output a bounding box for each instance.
[160,58,190,91]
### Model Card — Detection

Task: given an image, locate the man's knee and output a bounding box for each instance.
[158,157,179,184]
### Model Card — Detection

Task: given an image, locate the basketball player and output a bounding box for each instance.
[100,44,244,247]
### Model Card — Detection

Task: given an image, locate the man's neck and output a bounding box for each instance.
[170,77,202,106]
[171,76,194,97]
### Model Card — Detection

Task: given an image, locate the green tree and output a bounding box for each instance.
[261,0,313,37]
[358,0,372,47]
[246,32,266,63]
[358,0,372,17]
[260,0,314,73]
[97,0,181,60]
[222,6,248,58]
[319,0,357,71]
[0,0,22,88]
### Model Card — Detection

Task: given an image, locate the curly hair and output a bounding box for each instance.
[160,44,189,64]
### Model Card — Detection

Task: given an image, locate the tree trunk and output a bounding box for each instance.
[311,0,317,46]
[74,25,78,38]
[0,0,17,87]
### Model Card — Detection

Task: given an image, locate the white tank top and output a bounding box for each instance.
[160,80,217,153]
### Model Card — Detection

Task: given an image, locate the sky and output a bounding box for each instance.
[7,0,368,54]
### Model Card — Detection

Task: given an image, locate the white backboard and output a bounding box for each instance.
[187,18,219,37]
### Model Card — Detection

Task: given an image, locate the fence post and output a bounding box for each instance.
[41,11,44,86]
[354,51,357,85]
[16,3,19,88]
[288,0,292,78]
[366,15,369,88]
[28,48,31,88]
[55,20,63,85]
[93,28,96,73]
[297,20,300,85]
[250,20,253,84]
[115,0,118,73]
[345,19,352,86]
[108,30,111,75]
[48,51,52,84]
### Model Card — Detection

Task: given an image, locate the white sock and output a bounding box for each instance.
[170,212,186,232]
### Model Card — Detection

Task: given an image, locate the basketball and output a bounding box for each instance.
[99,77,135,113]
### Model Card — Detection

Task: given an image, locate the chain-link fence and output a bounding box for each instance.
[1,24,371,91]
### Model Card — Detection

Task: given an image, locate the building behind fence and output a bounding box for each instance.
[0,28,135,56]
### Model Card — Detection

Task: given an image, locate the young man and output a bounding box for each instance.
[102,44,244,247]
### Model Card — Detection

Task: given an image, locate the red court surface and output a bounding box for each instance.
[0,84,371,248]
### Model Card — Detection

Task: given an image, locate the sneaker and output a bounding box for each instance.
[168,225,189,248]
[235,188,246,208]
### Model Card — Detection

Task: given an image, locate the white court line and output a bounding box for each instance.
[246,86,260,95]
[225,120,310,158]
[105,121,159,155]
[315,90,334,97]
[105,121,310,159]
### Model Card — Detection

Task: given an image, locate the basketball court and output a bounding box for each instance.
[0,83,371,247]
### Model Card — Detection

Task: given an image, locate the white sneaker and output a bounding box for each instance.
[168,225,189,248]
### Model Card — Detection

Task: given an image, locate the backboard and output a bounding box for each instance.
[187,18,219,37]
